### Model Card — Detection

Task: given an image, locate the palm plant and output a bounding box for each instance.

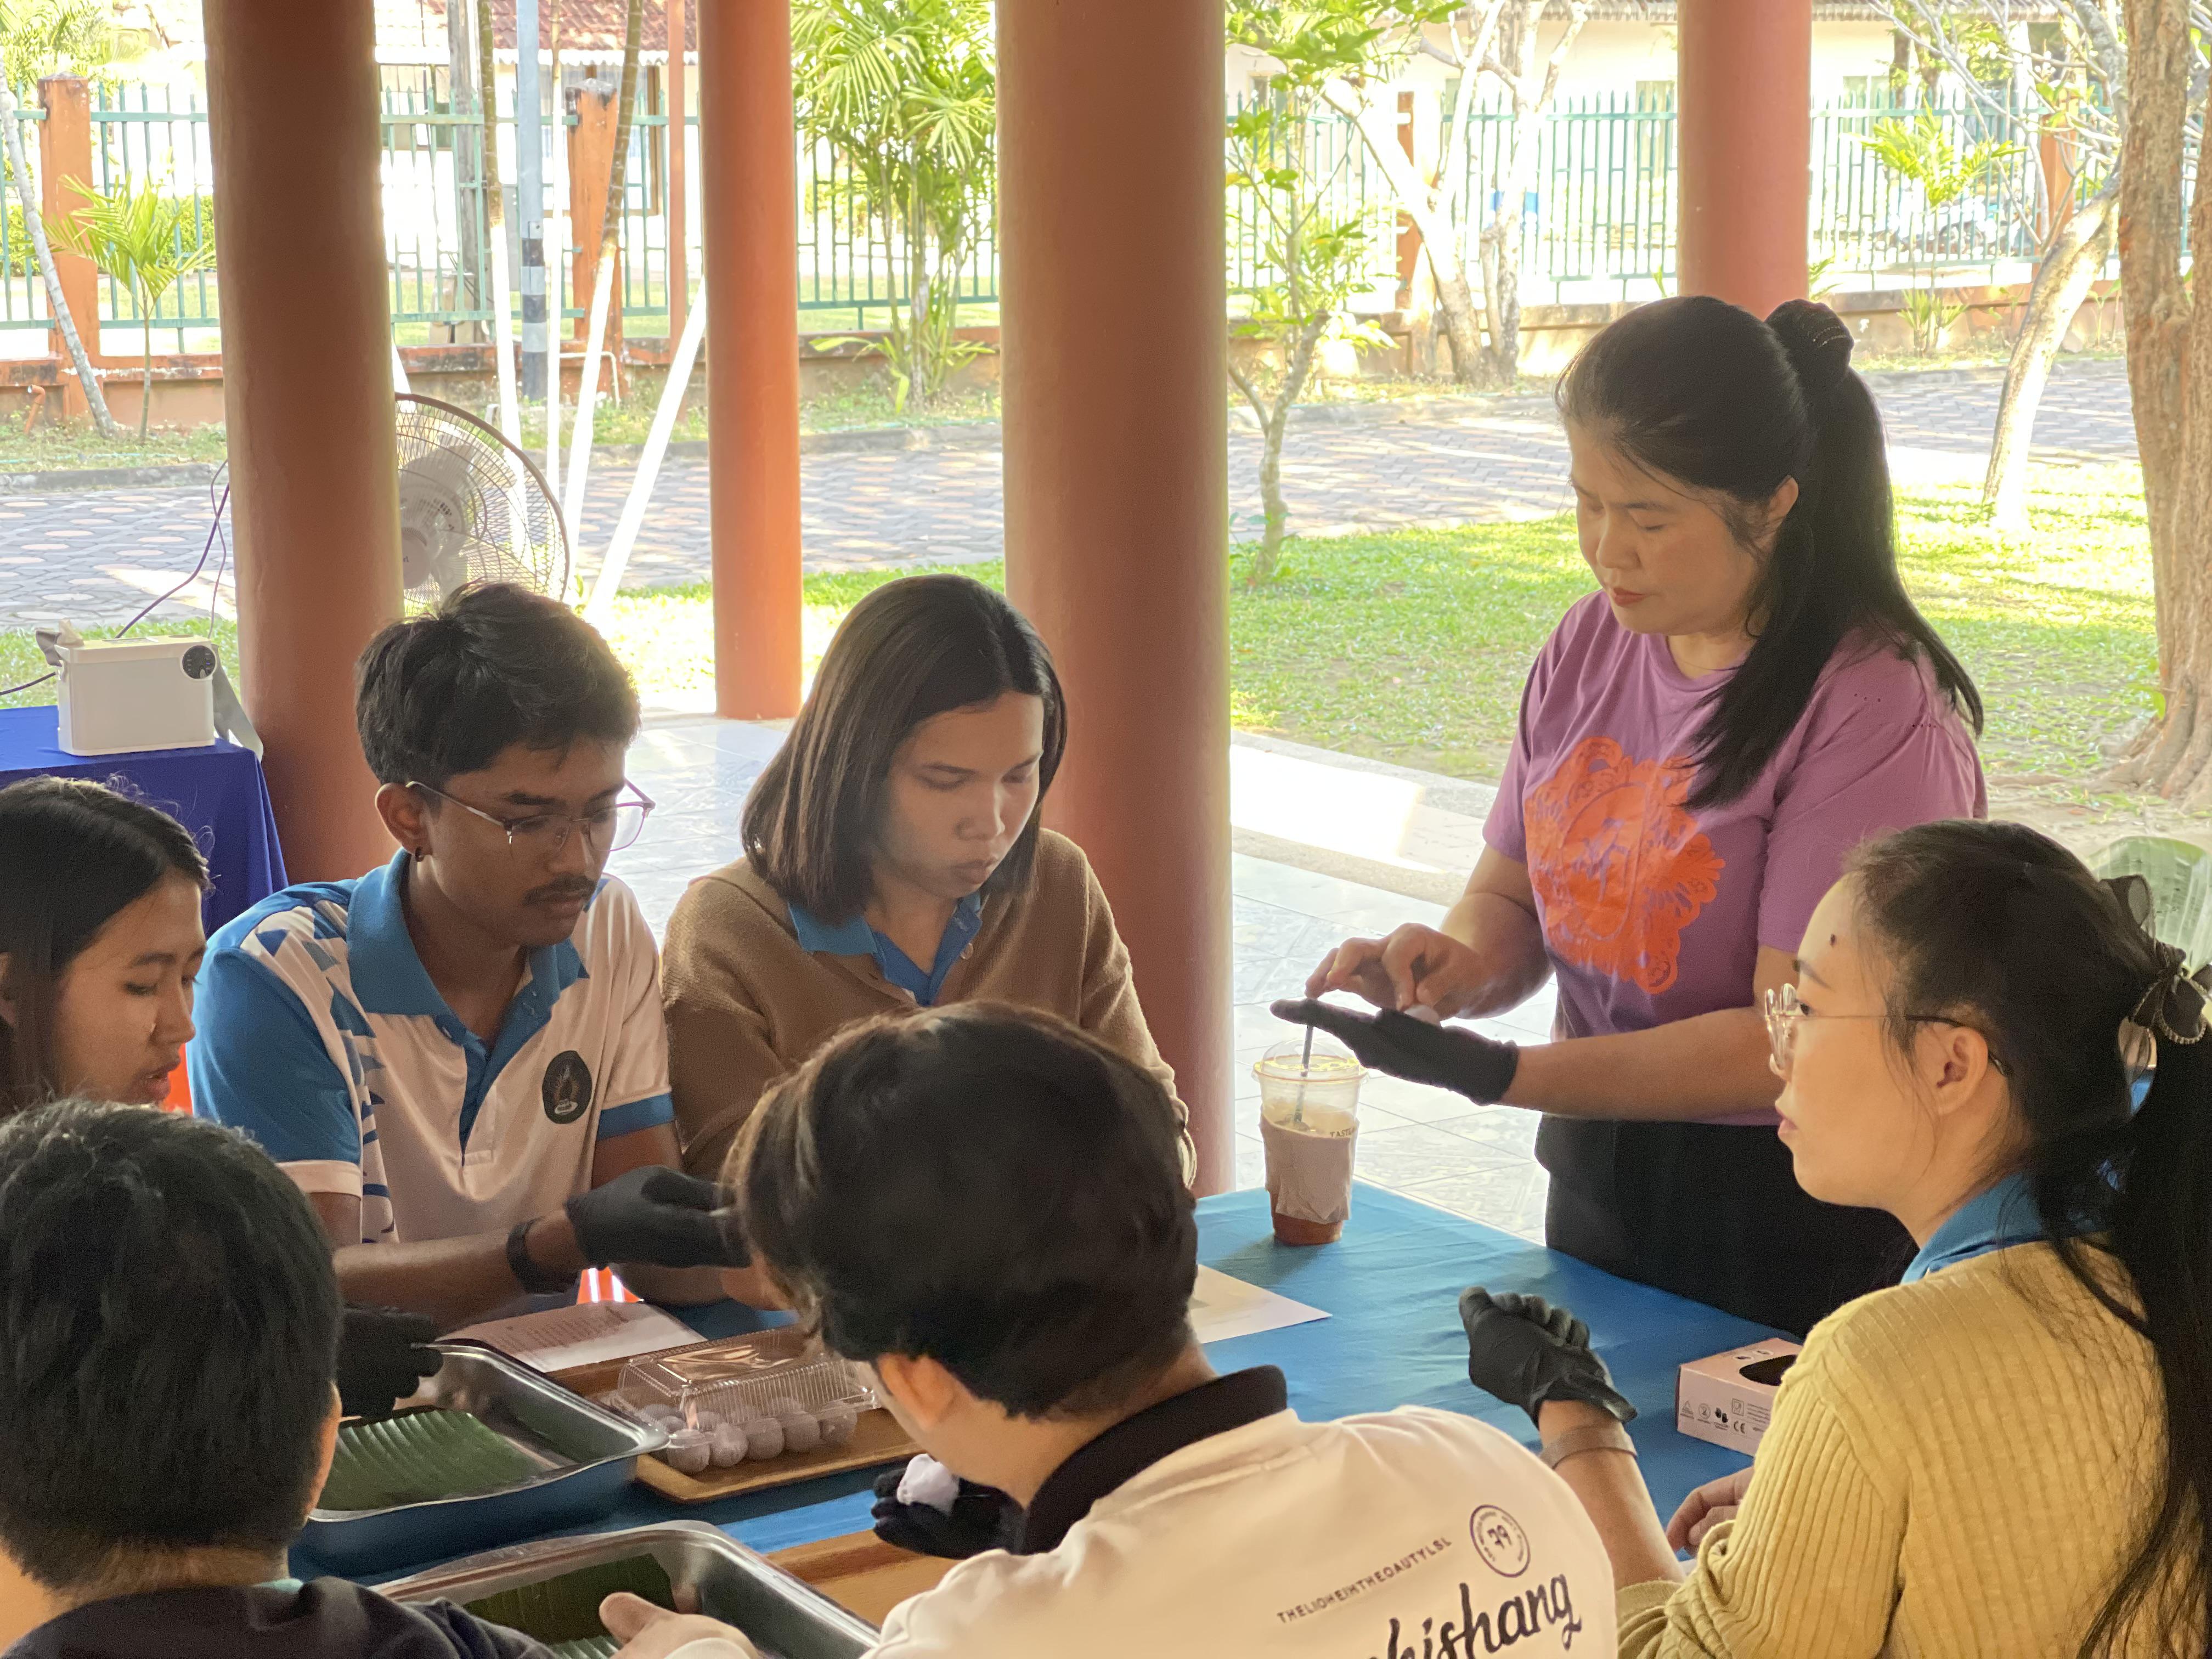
[0,0,119,437]
[49,177,215,439]
[1859,109,2019,353]
[794,0,994,411]
[1227,95,1390,586]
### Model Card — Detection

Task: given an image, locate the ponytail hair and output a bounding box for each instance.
[0,778,207,1112]
[1558,295,1981,809]
[1848,820,2211,1655]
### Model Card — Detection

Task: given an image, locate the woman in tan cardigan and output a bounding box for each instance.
[664,574,1192,1184]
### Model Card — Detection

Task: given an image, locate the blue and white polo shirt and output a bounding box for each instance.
[189,850,675,1246]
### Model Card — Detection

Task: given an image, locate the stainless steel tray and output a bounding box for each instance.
[382,1521,878,1658]
[300,1343,668,1576]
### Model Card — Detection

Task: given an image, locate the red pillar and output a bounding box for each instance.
[1677,0,1811,315]
[38,75,101,416]
[1000,0,1233,1192]
[2039,122,2076,246]
[699,0,802,720]
[568,78,620,365]
[205,0,399,880]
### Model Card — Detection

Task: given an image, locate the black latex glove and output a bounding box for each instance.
[1271,998,1521,1104]
[1459,1287,1635,1427]
[870,1468,1023,1559]
[336,1306,440,1421]
[565,1166,749,1269]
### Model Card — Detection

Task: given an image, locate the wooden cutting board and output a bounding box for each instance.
[769,1531,955,1627]
[630,1404,916,1503]
[547,1347,918,1504]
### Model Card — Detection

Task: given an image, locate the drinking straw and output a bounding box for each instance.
[1295,1024,1314,1127]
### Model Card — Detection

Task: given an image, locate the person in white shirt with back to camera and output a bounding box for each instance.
[600,1003,1616,1659]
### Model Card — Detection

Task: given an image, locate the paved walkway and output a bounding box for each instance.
[0,359,2139,627]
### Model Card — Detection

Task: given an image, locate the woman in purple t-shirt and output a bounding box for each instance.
[1279,297,1985,1334]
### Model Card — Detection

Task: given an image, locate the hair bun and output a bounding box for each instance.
[1767,298,1854,402]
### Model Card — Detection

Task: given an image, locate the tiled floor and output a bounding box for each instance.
[610,713,1560,1242]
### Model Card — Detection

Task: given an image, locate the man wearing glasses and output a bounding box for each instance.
[190,583,751,1327]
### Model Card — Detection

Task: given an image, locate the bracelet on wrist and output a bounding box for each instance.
[1539,1419,1636,1471]
[506,1217,576,1296]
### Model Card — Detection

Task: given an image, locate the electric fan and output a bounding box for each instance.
[394,393,570,607]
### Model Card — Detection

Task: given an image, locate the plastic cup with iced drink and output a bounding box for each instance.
[1255,1035,1365,1245]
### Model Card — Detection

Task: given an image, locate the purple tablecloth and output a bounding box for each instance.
[0,704,287,932]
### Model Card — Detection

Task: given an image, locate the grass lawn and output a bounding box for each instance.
[597,460,2161,809]
[0,382,1004,477]
[2,460,2162,823]
[0,425,230,471]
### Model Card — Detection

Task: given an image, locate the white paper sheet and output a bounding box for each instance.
[1188,1265,1329,1345]
[449,1300,700,1373]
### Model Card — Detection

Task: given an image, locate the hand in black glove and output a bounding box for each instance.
[565,1166,749,1269]
[336,1306,441,1421]
[1270,998,1521,1104]
[1459,1287,1635,1427]
[870,1465,1023,1559]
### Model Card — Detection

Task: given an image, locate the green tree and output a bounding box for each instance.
[1227,93,1388,586]
[2101,0,2212,806]
[1858,108,2020,353]
[0,0,101,89]
[0,0,119,437]
[794,0,994,411]
[1231,1,1590,392]
[48,177,216,440]
[1876,2,2126,530]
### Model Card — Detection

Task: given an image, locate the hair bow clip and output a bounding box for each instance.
[2131,949,2211,1046]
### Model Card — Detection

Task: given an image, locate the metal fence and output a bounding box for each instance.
[1229,92,2123,309]
[0,83,2138,349]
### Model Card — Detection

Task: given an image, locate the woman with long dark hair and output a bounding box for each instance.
[1284,296,1984,1332]
[1451,819,2208,1655]
[664,573,1192,1183]
[0,776,207,1111]
[0,777,441,1419]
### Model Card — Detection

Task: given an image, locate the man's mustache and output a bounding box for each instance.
[525,879,596,905]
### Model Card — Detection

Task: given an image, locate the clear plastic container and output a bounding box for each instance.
[1254,1036,1364,1137]
[610,1331,874,1468]
[1254,1034,1365,1245]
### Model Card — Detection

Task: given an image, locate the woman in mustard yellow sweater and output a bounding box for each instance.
[1292,819,2209,1654]
[1513,819,2208,1654]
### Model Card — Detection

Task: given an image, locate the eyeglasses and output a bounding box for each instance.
[1762,983,2002,1075]
[409,781,656,856]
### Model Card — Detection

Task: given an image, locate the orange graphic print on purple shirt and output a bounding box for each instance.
[1523,736,1724,994]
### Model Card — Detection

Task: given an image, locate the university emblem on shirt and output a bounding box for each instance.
[542,1051,595,1125]
[1523,735,1723,994]
[1469,1504,1531,1577]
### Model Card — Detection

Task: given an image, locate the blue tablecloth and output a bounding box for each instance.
[318,1184,1782,1585]
[0,705,286,932]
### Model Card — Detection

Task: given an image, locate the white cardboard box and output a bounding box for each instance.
[55,636,218,756]
[1675,1339,1803,1455]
